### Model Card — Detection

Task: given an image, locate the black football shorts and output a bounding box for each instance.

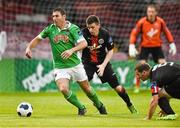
[83,62,120,88]
[139,47,165,63]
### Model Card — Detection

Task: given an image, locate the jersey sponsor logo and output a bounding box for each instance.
[87,38,103,50]
[87,44,102,50]
[147,28,158,38]
[53,34,69,43]
[22,63,54,92]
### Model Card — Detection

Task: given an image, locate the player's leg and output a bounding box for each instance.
[158,87,175,115]
[82,62,96,81]
[157,79,180,120]
[151,47,166,64]
[99,63,138,114]
[54,69,85,115]
[78,80,107,114]
[74,64,107,114]
[115,85,138,114]
[158,97,175,115]
[157,87,178,120]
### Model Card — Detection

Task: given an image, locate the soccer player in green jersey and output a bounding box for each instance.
[25,7,107,116]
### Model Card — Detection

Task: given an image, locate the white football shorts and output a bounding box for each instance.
[53,63,88,82]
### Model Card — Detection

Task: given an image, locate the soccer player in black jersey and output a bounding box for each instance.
[81,15,138,114]
[135,62,180,120]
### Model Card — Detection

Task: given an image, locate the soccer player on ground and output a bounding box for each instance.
[81,15,138,114]
[135,62,180,120]
[25,7,107,116]
[129,4,177,93]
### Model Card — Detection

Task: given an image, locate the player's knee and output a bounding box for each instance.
[78,80,92,93]
[108,74,120,89]
[115,85,125,93]
[84,85,92,94]
[58,84,69,94]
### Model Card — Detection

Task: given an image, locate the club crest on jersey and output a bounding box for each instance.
[54,34,69,43]
[98,39,104,44]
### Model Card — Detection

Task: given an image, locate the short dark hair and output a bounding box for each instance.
[86,15,100,25]
[53,7,66,15]
[147,4,159,12]
[135,63,151,72]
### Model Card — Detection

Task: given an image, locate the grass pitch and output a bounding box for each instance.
[0,90,179,128]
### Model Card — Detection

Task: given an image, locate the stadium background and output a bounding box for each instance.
[0,0,180,92]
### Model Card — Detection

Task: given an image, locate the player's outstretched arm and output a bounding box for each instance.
[146,95,159,120]
[25,36,42,59]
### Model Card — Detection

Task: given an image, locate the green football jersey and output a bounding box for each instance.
[38,21,84,69]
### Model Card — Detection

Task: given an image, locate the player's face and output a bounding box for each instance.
[87,23,100,37]
[52,11,66,27]
[147,7,157,22]
[135,70,149,81]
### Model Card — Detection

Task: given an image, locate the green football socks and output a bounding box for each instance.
[64,91,85,109]
[86,88,102,108]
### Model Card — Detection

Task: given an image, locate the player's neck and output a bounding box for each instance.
[57,21,66,29]
[93,31,99,37]
[147,16,156,23]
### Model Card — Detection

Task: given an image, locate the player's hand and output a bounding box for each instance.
[129,44,138,57]
[97,64,105,77]
[25,47,32,59]
[169,43,177,56]
[61,49,73,59]
[143,116,150,120]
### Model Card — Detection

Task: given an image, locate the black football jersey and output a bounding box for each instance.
[150,62,180,95]
[82,27,114,64]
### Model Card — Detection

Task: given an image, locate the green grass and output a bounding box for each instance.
[0,90,180,128]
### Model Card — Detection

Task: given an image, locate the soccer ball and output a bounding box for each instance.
[17,102,33,117]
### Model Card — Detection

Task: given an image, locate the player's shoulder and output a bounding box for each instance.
[42,23,56,32]
[69,23,80,30]
[156,16,165,23]
[81,27,89,34]
[81,28,90,38]
[45,23,55,29]
[100,27,110,36]
[137,17,147,24]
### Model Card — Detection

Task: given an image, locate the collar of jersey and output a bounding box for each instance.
[145,16,157,23]
[55,21,71,32]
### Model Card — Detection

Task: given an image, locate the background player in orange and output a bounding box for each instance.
[128,4,177,93]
